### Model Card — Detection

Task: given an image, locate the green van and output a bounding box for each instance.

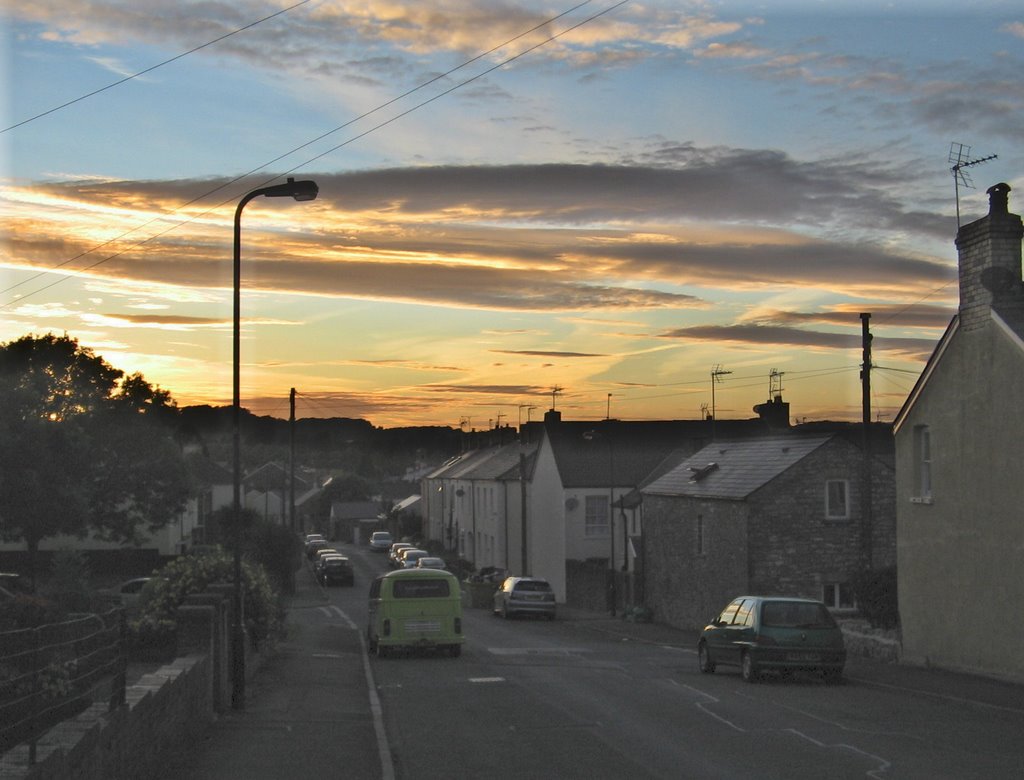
[367,568,464,657]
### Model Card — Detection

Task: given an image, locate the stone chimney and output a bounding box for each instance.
[955,183,1024,332]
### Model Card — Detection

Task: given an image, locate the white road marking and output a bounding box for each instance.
[470,677,506,683]
[488,647,592,655]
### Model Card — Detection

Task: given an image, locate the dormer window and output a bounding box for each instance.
[689,462,718,482]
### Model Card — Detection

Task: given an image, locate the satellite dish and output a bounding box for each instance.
[979,266,1016,295]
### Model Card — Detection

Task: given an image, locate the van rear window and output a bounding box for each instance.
[393,579,451,598]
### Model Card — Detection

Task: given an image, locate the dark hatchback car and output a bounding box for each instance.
[698,596,846,683]
[319,556,355,586]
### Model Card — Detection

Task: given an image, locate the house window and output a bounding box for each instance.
[825,480,849,520]
[822,582,855,609]
[695,513,705,556]
[584,495,609,537]
[913,425,932,502]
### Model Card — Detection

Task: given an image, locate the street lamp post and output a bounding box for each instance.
[232,177,318,710]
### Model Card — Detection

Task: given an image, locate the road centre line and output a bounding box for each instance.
[488,647,592,655]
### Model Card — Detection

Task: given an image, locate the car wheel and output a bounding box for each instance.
[367,632,377,653]
[448,645,462,658]
[698,642,715,674]
[741,651,759,683]
[502,604,510,619]
[375,643,388,659]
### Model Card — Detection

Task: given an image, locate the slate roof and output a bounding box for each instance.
[546,419,767,489]
[184,452,232,487]
[642,433,834,500]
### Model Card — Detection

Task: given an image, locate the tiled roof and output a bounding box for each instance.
[642,433,834,500]
[547,419,767,489]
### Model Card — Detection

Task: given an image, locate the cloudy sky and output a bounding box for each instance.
[2,0,1022,428]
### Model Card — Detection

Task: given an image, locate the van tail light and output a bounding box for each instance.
[383,619,391,637]
[454,617,462,635]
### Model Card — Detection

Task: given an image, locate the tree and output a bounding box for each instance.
[0,334,190,582]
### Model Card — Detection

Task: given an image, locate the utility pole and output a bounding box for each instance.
[860,314,874,571]
[289,388,296,532]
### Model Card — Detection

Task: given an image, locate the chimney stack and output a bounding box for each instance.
[955,183,1023,332]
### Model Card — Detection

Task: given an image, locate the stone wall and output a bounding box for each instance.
[1,655,212,780]
[0,590,240,780]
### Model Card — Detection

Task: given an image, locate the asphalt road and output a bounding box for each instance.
[160,541,1024,779]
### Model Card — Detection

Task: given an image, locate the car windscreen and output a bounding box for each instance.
[761,601,836,628]
[392,579,451,598]
[514,580,551,593]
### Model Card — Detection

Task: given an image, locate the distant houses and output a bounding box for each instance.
[421,403,896,620]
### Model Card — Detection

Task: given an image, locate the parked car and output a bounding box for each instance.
[493,577,556,620]
[415,557,446,570]
[369,531,394,552]
[367,568,463,657]
[100,577,153,607]
[400,549,431,569]
[698,596,846,683]
[388,543,414,567]
[312,548,340,569]
[319,556,355,586]
[314,552,344,575]
[395,547,425,566]
[306,540,333,561]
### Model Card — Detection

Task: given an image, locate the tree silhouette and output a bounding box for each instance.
[0,334,190,585]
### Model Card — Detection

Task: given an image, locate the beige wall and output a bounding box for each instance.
[896,314,1024,681]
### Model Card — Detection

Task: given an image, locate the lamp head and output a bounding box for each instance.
[261,177,319,202]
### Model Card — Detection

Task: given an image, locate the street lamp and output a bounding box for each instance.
[232,177,318,709]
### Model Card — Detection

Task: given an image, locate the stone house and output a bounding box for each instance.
[894,183,1024,681]
[641,432,896,631]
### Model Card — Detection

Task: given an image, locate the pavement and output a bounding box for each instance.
[152,586,1024,780]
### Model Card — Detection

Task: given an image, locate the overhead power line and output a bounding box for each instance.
[2,0,616,308]
[3,0,314,134]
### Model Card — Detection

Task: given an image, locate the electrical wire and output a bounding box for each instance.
[1,0,604,306]
[2,0,314,133]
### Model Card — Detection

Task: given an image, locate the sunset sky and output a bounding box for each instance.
[3,1,1022,429]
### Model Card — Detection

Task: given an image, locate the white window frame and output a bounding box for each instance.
[822,582,856,610]
[584,495,609,537]
[825,479,850,520]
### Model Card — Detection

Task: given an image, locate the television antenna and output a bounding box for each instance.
[949,142,997,228]
[550,386,563,411]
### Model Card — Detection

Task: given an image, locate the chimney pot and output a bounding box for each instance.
[987,182,1011,215]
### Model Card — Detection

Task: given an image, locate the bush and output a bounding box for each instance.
[136,546,282,648]
[853,566,899,630]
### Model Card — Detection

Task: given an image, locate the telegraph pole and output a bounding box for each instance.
[860,314,874,570]
[289,388,296,532]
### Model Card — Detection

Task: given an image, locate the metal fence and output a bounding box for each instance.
[0,608,127,763]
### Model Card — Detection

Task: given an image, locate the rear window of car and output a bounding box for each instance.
[393,579,451,598]
[324,559,350,569]
[514,580,552,593]
[761,601,836,628]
